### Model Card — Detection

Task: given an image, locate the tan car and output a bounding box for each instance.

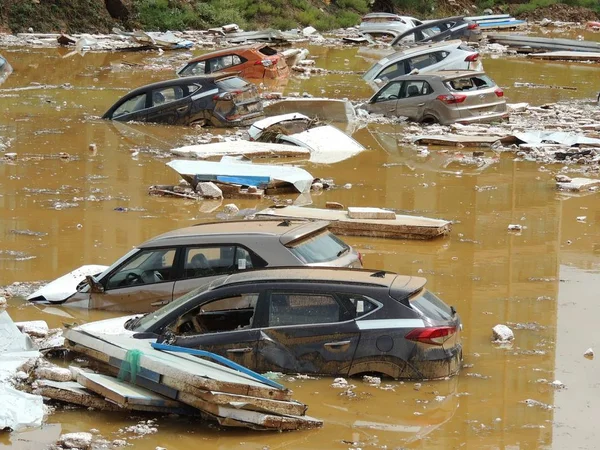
[28,220,362,313]
[364,70,508,125]
[177,44,290,80]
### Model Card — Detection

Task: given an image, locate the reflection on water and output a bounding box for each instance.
[0,44,599,448]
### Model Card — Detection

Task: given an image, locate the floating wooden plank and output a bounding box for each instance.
[65,329,292,401]
[171,141,310,160]
[412,134,516,147]
[255,206,451,240]
[77,372,193,414]
[33,380,122,411]
[556,178,600,192]
[527,51,600,62]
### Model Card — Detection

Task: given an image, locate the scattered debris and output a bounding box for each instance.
[508,224,523,232]
[57,432,93,449]
[492,324,514,342]
[584,348,594,359]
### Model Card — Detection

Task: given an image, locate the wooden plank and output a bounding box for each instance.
[255,206,451,240]
[33,380,122,411]
[412,134,515,147]
[77,373,191,414]
[528,51,600,62]
[65,329,292,401]
[161,375,307,416]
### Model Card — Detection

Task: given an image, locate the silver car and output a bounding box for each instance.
[363,40,482,92]
[28,220,362,313]
[358,13,423,39]
[364,70,508,125]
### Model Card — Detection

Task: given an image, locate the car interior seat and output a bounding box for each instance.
[189,253,213,277]
[407,85,420,97]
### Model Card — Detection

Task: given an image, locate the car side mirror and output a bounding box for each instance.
[86,275,104,293]
[374,78,382,85]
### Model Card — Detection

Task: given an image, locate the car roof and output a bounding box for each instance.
[389,69,486,82]
[385,40,464,62]
[125,74,238,96]
[187,44,268,62]
[138,219,331,248]
[218,267,425,293]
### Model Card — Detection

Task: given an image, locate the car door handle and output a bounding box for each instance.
[324,340,351,348]
[176,106,188,112]
[150,299,170,307]
[226,347,253,354]
[417,102,425,106]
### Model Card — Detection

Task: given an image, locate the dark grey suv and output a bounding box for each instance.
[106,267,463,380]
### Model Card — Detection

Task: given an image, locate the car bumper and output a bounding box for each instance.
[452,111,509,125]
[409,345,462,380]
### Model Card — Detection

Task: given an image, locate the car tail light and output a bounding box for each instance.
[467,23,479,29]
[254,59,274,67]
[436,94,467,104]
[464,53,479,62]
[213,89,243,101]
[405,326,456,345]
[357,251,363,266]
[494,88,504,97]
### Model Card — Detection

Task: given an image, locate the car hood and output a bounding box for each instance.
[73,314,140,337]
[27,265,109,303]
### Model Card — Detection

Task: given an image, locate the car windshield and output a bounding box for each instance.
[130,276,228,331]
[364,63,383,81]
[409,289,453,321]
[287,230,350,264]
[216,77,248,90]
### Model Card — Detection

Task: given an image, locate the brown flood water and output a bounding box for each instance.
[1,40,600,449]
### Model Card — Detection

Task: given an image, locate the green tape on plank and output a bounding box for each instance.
[118,349,143,383]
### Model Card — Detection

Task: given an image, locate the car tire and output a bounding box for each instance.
[421,115,439,125]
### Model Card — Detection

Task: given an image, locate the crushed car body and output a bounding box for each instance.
[27,220,362,312]
[102,74,263,127]
[77,267,463,380]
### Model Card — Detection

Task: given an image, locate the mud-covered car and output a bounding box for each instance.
[364,70,508,125]
[391,16,482,46]
[102,74,263,126]
[358,13,423,39]
[178,44,290,80]
[77,267,462,380]
[28,220,362,313]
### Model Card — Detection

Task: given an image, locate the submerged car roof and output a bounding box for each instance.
[139,220,330,248]
[187,44,270,62]
[391,69,486,82]
[218,266,426,293]
[124,74,240,96]
[383,40,464,62]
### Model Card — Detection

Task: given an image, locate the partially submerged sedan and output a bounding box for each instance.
[363,40,482,91]
[102,74,263,126]
[364,70,508,125]
[76,267,463,380]
[27,220,362,313]
[177,44,290,80]
[391,16,482,46]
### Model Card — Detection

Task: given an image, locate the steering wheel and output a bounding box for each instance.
[155,271,164,281]
[124,272,143,285]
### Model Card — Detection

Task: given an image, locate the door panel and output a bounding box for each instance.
[90,282,175,313]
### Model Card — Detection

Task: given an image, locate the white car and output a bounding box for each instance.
[362,40,483,92]
[358,13,423,39]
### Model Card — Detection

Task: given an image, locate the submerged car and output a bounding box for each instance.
[177,44,290,80]
[0,54,12,86]
[77,267,463,380]
[358,13,423,39]
[27,220,362,313]
[102,74,263,127]
[363,40,482,91]
[364,70,508,125]
[391,16,482,46]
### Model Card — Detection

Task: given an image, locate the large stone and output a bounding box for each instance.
[58,432,93,449]
[16,320,49,338]
[195,182,223,199]
[35,365,73,382]
[492,324,514,342]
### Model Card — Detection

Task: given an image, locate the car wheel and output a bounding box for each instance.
[421,115,438,125]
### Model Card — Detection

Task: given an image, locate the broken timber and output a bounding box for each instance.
[255,206,451,240]
[64,327,321,430]
[412,135,517,147]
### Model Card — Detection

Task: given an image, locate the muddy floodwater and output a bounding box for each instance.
[1,37,600,449]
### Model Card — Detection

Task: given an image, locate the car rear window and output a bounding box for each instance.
[287,230,350,264]
[216,77,248,90]
[445,75,494,91]
[409,289,453,320]
[259,46,278,56]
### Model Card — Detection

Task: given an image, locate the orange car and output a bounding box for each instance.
[177,44,290,80]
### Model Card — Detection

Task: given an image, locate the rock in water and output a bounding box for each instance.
[584,348,594,359]
[492,324,514,342]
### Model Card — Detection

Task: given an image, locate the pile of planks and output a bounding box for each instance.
[45,326,322,431]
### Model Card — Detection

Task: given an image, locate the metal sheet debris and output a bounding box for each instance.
[171,141,310,160]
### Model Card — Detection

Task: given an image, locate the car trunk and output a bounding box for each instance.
[214,77,263,123]
[444,74,506,121]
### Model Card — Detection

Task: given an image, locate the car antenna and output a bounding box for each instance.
[370,270,386,278]
[278,219,292,227]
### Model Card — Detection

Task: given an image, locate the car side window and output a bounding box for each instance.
[167,293,259,335]
[267,293,353,327]
[374,81,403,103]
[112,93,147,118]
[151,86,184,107]
[408,53,438,71]
[378,62,407,81]
[183,246,266,279]
[401,80,432,98]
[180,61,206,76]
[336,294,379,318]
[208,55,239,72]
[105,248,176,289]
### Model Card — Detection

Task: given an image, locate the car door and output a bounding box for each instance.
[171,244,267,300]
[145,85,191,125]
[396,79,435,121]
[108,92,149,122]
[367,81,403,117]
[90,247,179,313]
[254,290,360,376]
[158,290,261,370]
